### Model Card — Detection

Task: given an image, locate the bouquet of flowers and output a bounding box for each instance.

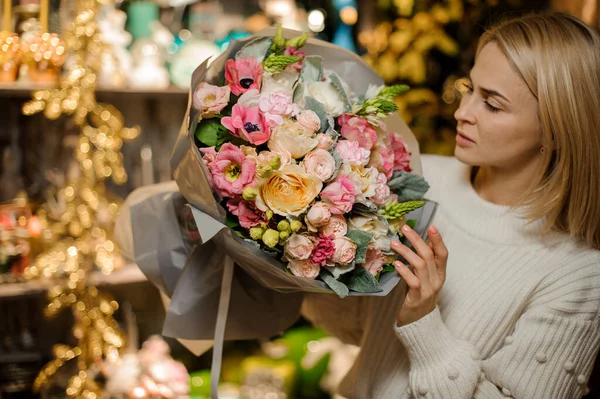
[180,26,435,298]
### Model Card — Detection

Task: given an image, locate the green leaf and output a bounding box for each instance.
[319,270,349,298]
[195,119,229,147]
[301,55,323,82]
[303,97,329,133]
[387,171,430,202]
[346,230,373,264]
[406,219,416,229]
[236,37,273,62]
[324,262,355,279]
[381,265,396,273]
[344,268,383,293]
[225,213,240,229]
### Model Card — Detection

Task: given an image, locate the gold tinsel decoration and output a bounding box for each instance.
[21,1,139,398]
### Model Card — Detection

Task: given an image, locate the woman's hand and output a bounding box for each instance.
[391,224,448,327]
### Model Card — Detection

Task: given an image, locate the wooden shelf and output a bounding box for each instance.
[0,263,148,299]
[0,81,188,98]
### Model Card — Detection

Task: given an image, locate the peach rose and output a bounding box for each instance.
[305,202,331,232]
[284,234,314,261]
[302,149,336,182]
[268,119,319,159]
[256,164,322,217]
[331,237,357,265]
[320,215,348,238]
[287,259,320,279]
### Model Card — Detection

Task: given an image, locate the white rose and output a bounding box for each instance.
[268,119,319,159]
[337,163,379,205]
[348,214,388,239]
[262,70,299,94]
[305,81,345,117]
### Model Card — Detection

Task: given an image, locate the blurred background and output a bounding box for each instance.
[0,0,597,398]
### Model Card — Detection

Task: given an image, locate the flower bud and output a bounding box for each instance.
[277,220,291,232]
[262,229,280,248]
[290,220,303,232]
[242,187,258,201]
[249,226,265,240]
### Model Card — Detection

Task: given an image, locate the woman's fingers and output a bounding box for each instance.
[391,239,431,292]
[394,261,420,292]
[428,225,448,283]
[401,224,438,288]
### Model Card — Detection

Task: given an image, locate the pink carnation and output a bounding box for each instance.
[338,114,378,150]
[311,234,336,266]
[225,57,263,96]
[320,175,356,214]
[284,46,306,72]
[259,91,298,126]
[372,172,391,206]
[335,140,371,166]
[208,143,256,198]
[226,197,265,229]
[362,247,386,276]
[222,104,270,145]
[390,131,412,172]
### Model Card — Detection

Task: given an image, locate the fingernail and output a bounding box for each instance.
[429,225,438,235]
[394,261,404,268]
[402,225,411,233]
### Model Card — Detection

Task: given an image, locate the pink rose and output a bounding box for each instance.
[305,202,331,232]
[222,104,270,145]
[284,46,306,72]
[259,92,298,126]
[284,234,314,261]
[320,175,356,214]
[316,133,333,150]
[362,247,386,276]
[335,140,371,166]
[338,114,378,150]
[331,237,356,265]
[208,143,256,198]
[311,234,336,266]
[225,57,263,96]
[302,149,336,182]
[192,82,230,118]
[226,197,265,229]
[287,259,320,279]
[372,172,391,206]
[296,110,321,133]
[369,144,395,180]
[320,215,348,238]
[390,131,412,172]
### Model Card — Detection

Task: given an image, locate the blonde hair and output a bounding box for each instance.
[478,13,600,249]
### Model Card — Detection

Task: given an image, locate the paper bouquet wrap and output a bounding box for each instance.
[116,26,437,398]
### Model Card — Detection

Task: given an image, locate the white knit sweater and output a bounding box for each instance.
[302,155,600,399]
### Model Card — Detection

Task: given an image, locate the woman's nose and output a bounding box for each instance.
[454,94,476,124]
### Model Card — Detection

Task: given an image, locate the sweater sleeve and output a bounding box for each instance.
[301,293,366,346]
[394,261,600,399]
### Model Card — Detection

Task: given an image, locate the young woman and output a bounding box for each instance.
[303,12,600,399]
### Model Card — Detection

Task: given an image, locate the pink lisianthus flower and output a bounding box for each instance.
[225,57,263,95]
[369,143,395,180]
[259,91,298,126]
[338,114,378,150]
[320,175,356,214]
[311,234,336,266]
[208,143,256,198]
[284,46,306,72]
[390,131,412,172]
[226,197,265,229]
[222,104,270,145]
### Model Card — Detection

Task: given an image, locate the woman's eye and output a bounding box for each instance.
[484,101,500,113]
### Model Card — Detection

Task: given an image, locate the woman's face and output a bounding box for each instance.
[454,42,543,169]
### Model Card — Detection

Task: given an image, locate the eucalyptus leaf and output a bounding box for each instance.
[344,267,383,293]
[328,72,350,112]
[301,55,324,82]
[387,171,430,201]
[293,83,304,105]
[319,270,349,298]
[346,230,373,264]
[304,97,329,133]
[324,262,355,279]
[236,37,273,62]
